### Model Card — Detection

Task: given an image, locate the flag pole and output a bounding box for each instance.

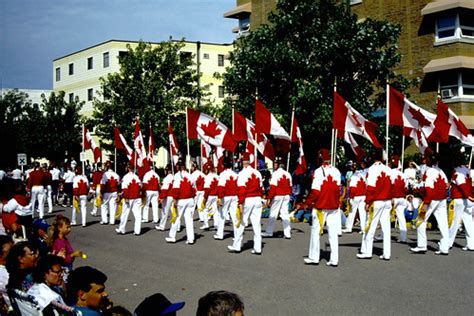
[168,117,175,175]
[386,81,390,165]
[332,78,337,165]
[134,117,138,174]
[436,88,441,154]
[186,108,191,171]
[331,128,335,165]
[254,92,259,169]
[112,119,117,173]
[200,141,204,171]
[401,135,405,172]
[469,147,473,169]
[82,124,85,175]
[287,105,295,172]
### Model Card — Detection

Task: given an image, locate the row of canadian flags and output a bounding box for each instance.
[81,84,474,175]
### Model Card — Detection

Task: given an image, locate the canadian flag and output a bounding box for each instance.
[133,119,148,168]
[404,127,433,155]
[213,146,225,173]
[429,98,474,146]
[333,91,382,148]
[114,127,134,162]
[148,125,155,164]
[187,108,237,152]
[290,117,307,175]
[389,86,437,139]
[233,111,275,160]
[168,124,180,165]
[255,100,291,152]
[245,142,256,166]
[201,141,212,170]
[83,127,101,163]
[343,132,366,160]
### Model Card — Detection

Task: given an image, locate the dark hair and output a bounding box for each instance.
[196,291,244,316]
[5,241,38,289]
[0,235,13,258]
[67,266,107,304]
[33,254,64,283]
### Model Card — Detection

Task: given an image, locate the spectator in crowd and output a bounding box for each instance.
[196,290,244,316]
[0,235,13,312]
[2,183,33,239]
[134,293,185,316]
[67,266,111,315]
[48,215,84,270]
[6,241,39,291]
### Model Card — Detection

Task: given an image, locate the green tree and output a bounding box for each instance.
[222,0,414,165]
[91,40,211,161]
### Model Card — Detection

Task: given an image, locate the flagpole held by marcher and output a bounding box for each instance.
[386,81,390,165]
[287,105,295,172]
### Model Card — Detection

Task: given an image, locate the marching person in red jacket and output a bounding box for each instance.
[166,160,196,244]
[116,164,142,235]
[357,150,392,261]
[155,166,174,231]
[71,167,89,227]
[410,154,450,255]
[42,163,53,214]
[390,155,408,243]
[215,158,238,240]
[191,163,206,223]
[228,152,263,255]
[142,164,160,224]
[343,161,367,233]
[27,162,46,219]
[304,149,341,267]
[100,161,120,225]
[448,155,473,251]
[90,163,104,216]
[262,159,293,239]
[202,165,219,230]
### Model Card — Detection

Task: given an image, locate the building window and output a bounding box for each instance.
[55,67,61,81]
[436,12,474,42]
[87,57,93,70]
[218,86,225,98]
[440,69,474,101]
[218,54,224,67]
[239,16,250,33]
[87,88,93,101]
[68,93,74,103]
[103,52,110,68]
[203,53,209,59]
[69,63,74,75]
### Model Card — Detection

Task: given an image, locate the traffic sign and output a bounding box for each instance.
[17,153,27,166]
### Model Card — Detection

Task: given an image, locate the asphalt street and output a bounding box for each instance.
[43,206,473,315]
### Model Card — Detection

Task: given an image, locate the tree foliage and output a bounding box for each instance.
[222,0,414,164]
[0,90,82,167]
[91,40,213,160]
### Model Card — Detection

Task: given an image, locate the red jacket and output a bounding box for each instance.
[92,170,104,188]
[142,170,160,192]
[391,169,407,199]
[27,170,45,188]
[267,168,292,200]
[348,170,366,198]
[170,171,196,200]
[422,166,448,203]
[121,173,141,199]
[217,169,238,198]
[365,162,392,205]
[237,166,263,204]
[307,164,341,209]
[73,175,89,196]
[451,166,472,199]
[159,174,174,199]
[204,173,219,199]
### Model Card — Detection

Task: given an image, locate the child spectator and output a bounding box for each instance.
[47,215,84,270]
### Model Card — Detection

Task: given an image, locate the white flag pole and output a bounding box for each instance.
[332,79,337,165]
[386,81,390,165]
[469,147,473,169]
[185,109,191,171]
[112,120,117,173]
[287,106,295,172]
[168,117,175,175]
[254,93,258,169]
[401,135,405,172]
[82,124,85,175]
[330,128,335,165]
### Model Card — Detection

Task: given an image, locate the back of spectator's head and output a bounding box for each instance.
[134,293,185,316]
[33,254,64,283]
[110,305,132,316]
[67,266,108,308]
[0,235,13,264]
[196,291,244,316]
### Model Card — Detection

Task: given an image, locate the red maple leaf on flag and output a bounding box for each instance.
[277,175,291,189]
[453,117,470,137]
[408,107,431,127]
[427,174,448,198]
[245,173,261,194]
[200,120,222,138]
[355,178,366,194]
[351,112,363,128]
[321,174,340,194]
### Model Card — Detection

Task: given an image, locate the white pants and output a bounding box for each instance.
[118,198,142,235]
[195,191,205,221]
[142,190,159,223]
[71,195,87,226]
[31,186,45,218]
[92,186,101,215]
[361,200,391,258]
[346,196,366,231]
[308,209,339,264]
[46,185,53,213]
[232,196,262,252]
[265,195,291,237]
[416,199,450,252]
[393,197,407,241]
[169,198,195,242]
[158,197,173,229]
[101,192,117,224]
[216,196,238,239]
[202,195,218,228]
[449,198,474,249]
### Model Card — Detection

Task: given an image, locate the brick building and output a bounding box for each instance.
[225,0,474,127]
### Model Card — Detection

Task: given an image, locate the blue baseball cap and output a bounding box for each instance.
[134,293,185,316]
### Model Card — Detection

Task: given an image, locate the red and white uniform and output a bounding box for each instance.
[3,195,32,231]
[360,161,392,259]
[142,169,160,223]
[168,170,196,243]
[232,165,263,253]
[91,170,104,215]
[345,169,366,232]
[449,165,473,249]
[27,169,46,219]
[157,173,174,230]
[191,169,206,221]
[415,166,450,253]
[100,169,120,225]
[43,170,53,214]
[72,174,89,226]
[264,167,292,238]
[202,172,219,229]
[306,163,341,265]
[117,172,142,235]
[215,168,238,239]
[391,167,408,242]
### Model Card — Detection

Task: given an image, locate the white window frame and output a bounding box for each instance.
[440,70,474,103]
[55,67,61,81]
[103,52,110,68]
[435,12,474,44]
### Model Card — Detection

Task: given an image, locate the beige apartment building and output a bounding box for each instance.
[224,0,474,127]
[53,40,233,117]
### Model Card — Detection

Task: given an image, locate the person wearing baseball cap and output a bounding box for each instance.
[134,293,185,315]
